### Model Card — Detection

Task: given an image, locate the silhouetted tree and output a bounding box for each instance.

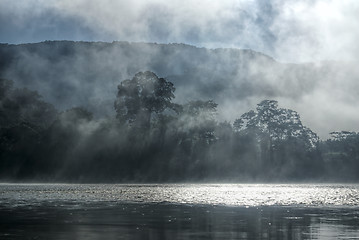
[232,100,322,180]
[114,71,176,129]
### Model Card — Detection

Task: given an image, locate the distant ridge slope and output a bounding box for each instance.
[0,41,311,113]
[1,41,358,138]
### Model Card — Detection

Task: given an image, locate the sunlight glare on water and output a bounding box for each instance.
[1,183,359,208]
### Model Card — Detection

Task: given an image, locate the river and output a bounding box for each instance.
[1,183,359,239]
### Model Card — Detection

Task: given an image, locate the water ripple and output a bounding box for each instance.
[0,183,359,208]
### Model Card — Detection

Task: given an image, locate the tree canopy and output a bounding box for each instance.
[114,71,175,128]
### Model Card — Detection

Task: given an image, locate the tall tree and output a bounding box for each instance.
[114,71,176,129]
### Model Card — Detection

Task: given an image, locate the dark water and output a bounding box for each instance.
[1,184,359,239]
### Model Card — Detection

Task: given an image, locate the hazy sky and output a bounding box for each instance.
[1,0,359,63]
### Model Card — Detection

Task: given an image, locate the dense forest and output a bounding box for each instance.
[1,72,358,182]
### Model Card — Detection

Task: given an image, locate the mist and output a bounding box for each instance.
[1,1,359,182]
[1,69,359,182]
[1,0,359,139]
[3,4,359,240]
[1,41,359,139]
[2,0,359,62]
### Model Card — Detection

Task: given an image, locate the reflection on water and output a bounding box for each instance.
[1,183,359,207]
[0,184,359,239]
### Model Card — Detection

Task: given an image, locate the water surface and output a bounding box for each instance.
[1,184,359,239]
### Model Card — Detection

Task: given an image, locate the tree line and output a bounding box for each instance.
[0,71,358,182]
